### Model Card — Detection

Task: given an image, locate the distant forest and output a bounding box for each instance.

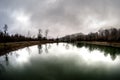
[1,24,120,43]
[0,24,52,43]
[60,28,120,42]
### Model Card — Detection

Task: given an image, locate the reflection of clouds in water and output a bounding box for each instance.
[74,43,120,60]
[1,43,120,68]
[79,47,116,63]
[1,43,120,80]
[12,51,120,80]
[4,46,38,67]
[16,52,29,63]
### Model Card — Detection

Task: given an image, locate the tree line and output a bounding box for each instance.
[60,28,120,42]
[0,24,53,43]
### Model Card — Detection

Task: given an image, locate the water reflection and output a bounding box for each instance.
[65,43,69,50]
[26,47,31,55]
[56,42,59,46]
[74,42,120,60]
[38,44,42,54]
[0,43,120,80]
[5,54,9,66]
[48,44,51,49]
[45,44,48,53]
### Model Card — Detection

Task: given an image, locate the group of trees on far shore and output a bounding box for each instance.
[60,28,120,42]
[0,24,53,43]
[1,24,120,43]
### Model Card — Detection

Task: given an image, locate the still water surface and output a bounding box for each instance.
[0,43,120,80]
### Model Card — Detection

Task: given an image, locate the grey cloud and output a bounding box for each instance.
[0,0,120,37]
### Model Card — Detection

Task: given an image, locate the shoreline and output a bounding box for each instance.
[79,41,120,48]
[0,41,56,56]
[1,41,120,56]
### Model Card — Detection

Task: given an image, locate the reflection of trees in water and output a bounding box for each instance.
[0,63,5,78]
[0,53,10,76]
[0,54,10,80]
[63,43,65,46]
[48,44,51,49]
[73,43,120,60]
[38,44,52,54]
[74,43,83,48]
[71,43,75,47]
[5,54,9,66]
[56,42,59,46]
[11,51,19,58]
[64,43,75,50]
[26,47,31,55]
[38,44,43,54]
[65,44,69,50]
[45,44,48,53]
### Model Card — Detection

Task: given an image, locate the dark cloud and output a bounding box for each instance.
[0,0,120,37]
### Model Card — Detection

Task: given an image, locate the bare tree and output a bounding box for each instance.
[38,29,42,41]
[27,31,30,38]
[3,24,8,48]
[45,29,49,39]
[3,24,8,35]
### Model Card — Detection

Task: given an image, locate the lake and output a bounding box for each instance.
[0,42,120,80]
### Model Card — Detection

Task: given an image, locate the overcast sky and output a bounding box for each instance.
[0,0,120,38]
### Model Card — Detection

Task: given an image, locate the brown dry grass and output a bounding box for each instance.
[0,41,55,56]
[80,41,120,47]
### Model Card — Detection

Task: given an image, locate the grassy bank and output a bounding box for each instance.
[0,41,55,56]
[79,41,120,48]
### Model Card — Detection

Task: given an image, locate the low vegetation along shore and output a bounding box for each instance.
[80,41,120,48]
[0,41,55,56]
